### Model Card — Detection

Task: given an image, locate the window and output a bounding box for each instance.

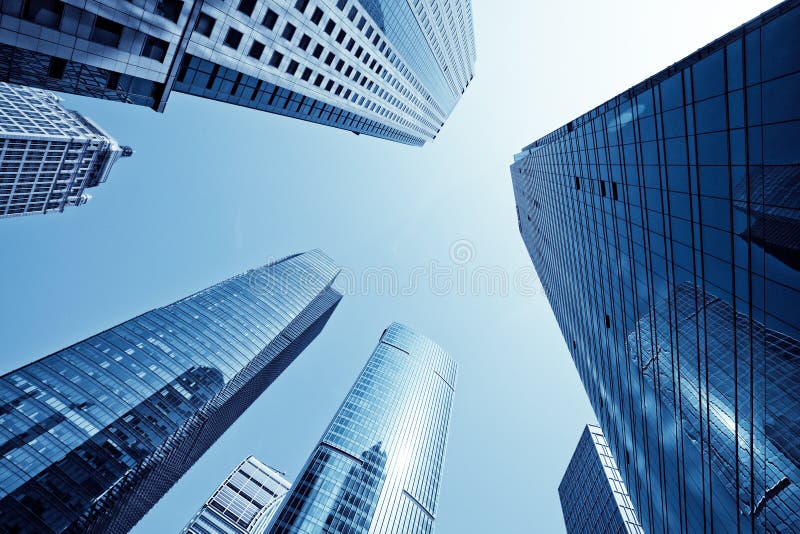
[311,7,323,24]
[298,34,311,50]
[600,180,606,197]
[348,6,357,20]
[262,9,278,30]
[269,51,284,68]
[141,36,169,62]
[336,30,346,44]
[324,20,335,35]
[22,0,63,29]
[346,39,355,51]
[312,44,323,58]
[575,177,580,190]
[195,12,215,37]
[249,40,265,59]
[90,16,124,47]
[282,22,296,41]
[301,67,313,81]
[156,0,183,23]
[324,52,335,66]
[314,74,324,86]
[237,0,256,17]
[287,60,299,75]
[337,0,347,8]
[294,0,309,12]
[224,28,243,49]
[47,57,66,79]
[604,315,611,329]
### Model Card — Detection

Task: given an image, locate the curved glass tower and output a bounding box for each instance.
[511,1,800,532]
[267,322,457,534]
[0,250,342,533]
[0,0,476,145]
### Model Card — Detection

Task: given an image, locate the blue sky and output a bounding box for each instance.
[0,0,780,531]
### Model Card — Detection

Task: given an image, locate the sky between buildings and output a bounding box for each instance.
[0,0,781,531]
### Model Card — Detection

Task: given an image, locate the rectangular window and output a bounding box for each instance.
[269,51,284,68]
[600,180,606,197]
[337,0,347,8]
[262,9,278,30]
[299,34,311,50]
[282,22,296,41]
[324,20,336,35]
[90,16,124,48]
[47,56,66,79]
[324,52,335,66]
[575,176,580,190]
[311,7,324,24]
[336,30,346,44]
[301,67,312,81]
[348,7,357,21]
[237,0,257,17]
[612,182,619,201]
[287,60,299,75]
[195,12,215,36]
[605,315,611,329]
[295,0,309,12]
[249,40,265,59]
[141,35,169,62]
[314,74,324,86]
[22,0,64,29]
[224,28,243,49]
[155,0,183,23]
[312,44,323,58]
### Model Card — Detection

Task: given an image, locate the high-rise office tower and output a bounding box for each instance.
[0,0,476,146]
[511,1,800,532]
[559,424,643,534]
[0,82,131,218]
[183,456,291,534]
[0,250,341,533]
[266,322,457,533]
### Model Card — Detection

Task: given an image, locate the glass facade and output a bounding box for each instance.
[559,424,643,534]
[0,250,342,533]
[0,82,131,218]
[267,322,457,534]
[0,0,475,146]
[183,455,291,534]
[511,1,800,532]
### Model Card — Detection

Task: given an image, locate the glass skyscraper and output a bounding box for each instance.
[266,322,457,534]
[183,455,291,534]
[0,81,131,218]
[0,250,341,533]
[511,1,800,532]
[559,424,643,534]
[0,0,475,145]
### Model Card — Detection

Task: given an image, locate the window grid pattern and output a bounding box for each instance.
[559,424,644,534]
[183,455,291,534]
[267,322,457,534]
[0,250,342,533]
[0,82,127,218]
[0,0,475,145]
[511,1,800,532]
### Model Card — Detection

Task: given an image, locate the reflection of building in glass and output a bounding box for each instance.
[0,82,131,218]
[511,1,800,532]
[267,323,457,534]
[0,250,341,533]
[183,456,291,534]
[559,424,643,534]
[0,0,476,146]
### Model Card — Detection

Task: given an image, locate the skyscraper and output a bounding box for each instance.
[559,424,643,534]
[0,250,341,533]
[266,322,457,533]
[183,456,291,534]
[0,0,476,146]
[0,82,131,218]
[511,1,800,532]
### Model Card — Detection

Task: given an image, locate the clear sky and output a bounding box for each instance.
[0,0,781,532]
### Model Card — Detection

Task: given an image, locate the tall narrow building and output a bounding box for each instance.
[0,82,131,218]
[0,0,476,145]
[267,322,457,533]
[0,250,341,533]
[559,424,643,534]
[183,456,291,534]
[511,1,800,532]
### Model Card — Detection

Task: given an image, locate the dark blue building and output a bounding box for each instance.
[559,424,643,534]
[0,250,341,533]
[511,1,800,532]
[0,0,476,145]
